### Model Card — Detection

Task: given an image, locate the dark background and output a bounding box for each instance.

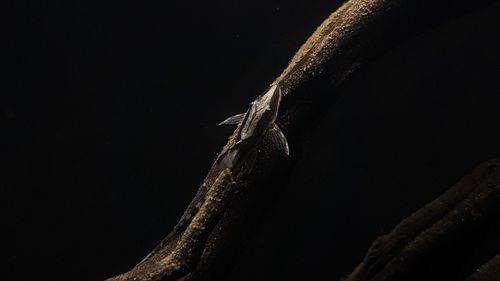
[3,1,500,280]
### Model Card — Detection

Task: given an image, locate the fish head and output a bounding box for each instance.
[239,84,282,141]
[253,84,281,116]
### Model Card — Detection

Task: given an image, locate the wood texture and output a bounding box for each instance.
[347,159,500,281]
[106,0,496,280]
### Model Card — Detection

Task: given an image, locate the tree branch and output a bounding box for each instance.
[346,159,500,281]
[106,0,496,280]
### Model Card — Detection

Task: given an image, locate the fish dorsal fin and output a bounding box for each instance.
[219,113,245,125]
[267,123,289,155]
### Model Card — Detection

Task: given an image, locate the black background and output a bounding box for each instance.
[4,1,500,280]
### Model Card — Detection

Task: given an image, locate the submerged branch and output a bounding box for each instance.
[106,0,495,280]
[347,159,500,281]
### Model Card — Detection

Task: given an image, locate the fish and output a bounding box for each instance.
[218,83,289,168]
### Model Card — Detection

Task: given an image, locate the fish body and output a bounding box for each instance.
[218,83,289,168]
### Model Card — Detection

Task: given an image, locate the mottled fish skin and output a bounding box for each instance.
[217,84,285,169]
[237,84,281,143]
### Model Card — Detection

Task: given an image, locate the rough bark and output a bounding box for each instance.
[106,0,496,280]
[347,159,500,281]
[466,254,500,281]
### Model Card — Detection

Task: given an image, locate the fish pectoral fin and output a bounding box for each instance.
[267,123,289,155]
[218,148,239,169]
[219,113,245,125]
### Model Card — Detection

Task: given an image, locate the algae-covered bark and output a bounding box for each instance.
[106,0,496,280]
[347,159,500,281]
